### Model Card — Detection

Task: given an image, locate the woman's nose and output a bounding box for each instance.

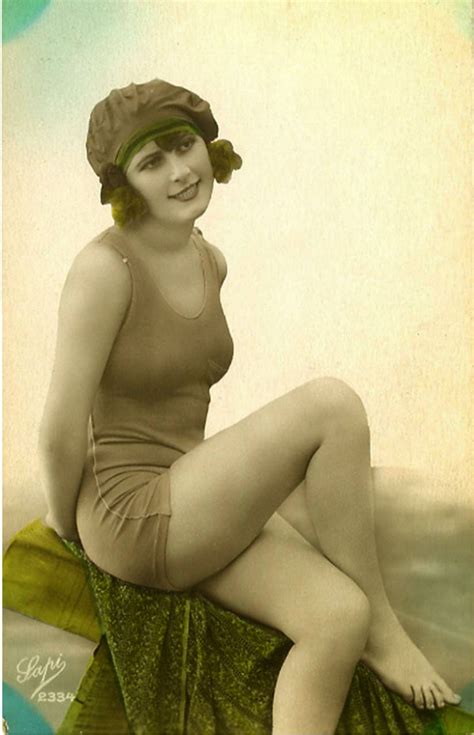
[168,153,191,181]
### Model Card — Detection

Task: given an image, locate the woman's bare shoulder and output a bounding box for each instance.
[73,229,129,272]
[67,231,130,291]
[60,231,132,321]
[196,232,227,285]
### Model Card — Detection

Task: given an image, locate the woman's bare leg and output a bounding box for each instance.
[165,377,460,708]
[278,454,462,710]
[196,514,370,735]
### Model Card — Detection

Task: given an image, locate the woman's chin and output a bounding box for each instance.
[167,196,211,224]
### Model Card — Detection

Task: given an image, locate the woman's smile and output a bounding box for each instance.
[170,181,200,201]
[125,135,214,225]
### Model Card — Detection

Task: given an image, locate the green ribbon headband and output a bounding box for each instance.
[115,118,203,171]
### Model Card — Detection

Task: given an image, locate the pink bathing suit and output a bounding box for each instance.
[75,226,234,590]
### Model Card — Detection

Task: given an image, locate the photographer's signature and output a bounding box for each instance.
[16,653,66,699]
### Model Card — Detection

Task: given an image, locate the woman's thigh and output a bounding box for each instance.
[166,377,366,588]
[195,513,369,645]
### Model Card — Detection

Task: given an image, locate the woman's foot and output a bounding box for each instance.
[361,607,462,709]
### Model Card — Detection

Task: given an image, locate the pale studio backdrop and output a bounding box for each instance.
[3,0,472,537]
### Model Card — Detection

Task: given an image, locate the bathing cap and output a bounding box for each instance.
[86,79,219,176]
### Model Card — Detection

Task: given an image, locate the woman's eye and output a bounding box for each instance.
[178,137,195,152]
[142,156,162,170]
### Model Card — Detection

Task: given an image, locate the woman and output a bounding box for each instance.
[39,78,461,735]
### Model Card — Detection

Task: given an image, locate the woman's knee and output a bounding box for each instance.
[331,582,370,637]
[302,377,369,436]
[343,585,371,644]
[298,579,371,653]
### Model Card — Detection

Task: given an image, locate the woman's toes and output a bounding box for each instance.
[447,693,462,705]
[429,686,445,709]
[412,686,426,709]
[434,680,461,706]
[423,687,436,710]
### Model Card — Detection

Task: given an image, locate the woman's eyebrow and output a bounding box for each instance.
[135,150,162,169]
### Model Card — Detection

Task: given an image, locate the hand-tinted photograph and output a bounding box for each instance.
[3,1,473,733]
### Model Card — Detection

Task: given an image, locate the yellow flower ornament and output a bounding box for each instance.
[208,139,243,183]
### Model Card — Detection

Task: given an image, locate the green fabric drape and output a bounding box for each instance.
[4,520,473,734]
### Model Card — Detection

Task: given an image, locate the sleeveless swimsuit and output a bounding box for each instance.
[75,226,234,591]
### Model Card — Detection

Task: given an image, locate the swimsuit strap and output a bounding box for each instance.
[97,227,218,287]
[97,227,131,264]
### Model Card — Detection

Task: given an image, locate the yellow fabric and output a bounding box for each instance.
[3,519,100,642]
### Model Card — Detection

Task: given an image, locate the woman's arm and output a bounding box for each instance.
[39,242,131,540]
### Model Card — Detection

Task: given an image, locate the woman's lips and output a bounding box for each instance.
[170,182,199,201]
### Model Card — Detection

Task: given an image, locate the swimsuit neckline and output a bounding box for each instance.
[109,226,208,321]
[154,234,208,321]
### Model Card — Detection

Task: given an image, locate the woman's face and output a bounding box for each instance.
[125,132,214,226]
